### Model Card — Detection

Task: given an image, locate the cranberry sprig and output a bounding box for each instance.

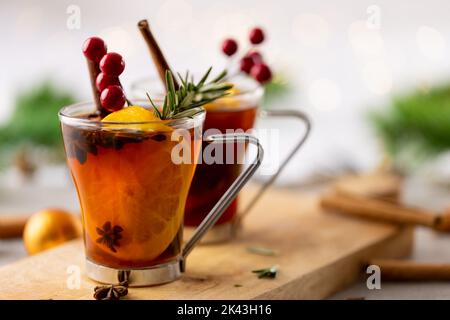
[82,37,128,113]
[221,27,272,84]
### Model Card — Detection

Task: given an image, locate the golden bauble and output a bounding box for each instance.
[23,208,82,255]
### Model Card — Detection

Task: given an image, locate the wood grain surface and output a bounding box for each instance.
[0,181,413,300]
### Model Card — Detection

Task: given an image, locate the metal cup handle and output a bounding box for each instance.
[235,109,311,224]
[181,133,264,270]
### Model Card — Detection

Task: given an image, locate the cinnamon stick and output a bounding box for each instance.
[137,19,179,90]
[321,192,450,232]
[0,215,29,239]
[369,259,450,281]
[86,59,103,114]
[321,192,437,227]
[333,173,402,203]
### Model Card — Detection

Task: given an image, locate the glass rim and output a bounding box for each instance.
[58,100,206,128]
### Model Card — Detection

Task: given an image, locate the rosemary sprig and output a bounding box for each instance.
[147,68,232,120]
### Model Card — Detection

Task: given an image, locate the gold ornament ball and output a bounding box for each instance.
[23,208,82,255]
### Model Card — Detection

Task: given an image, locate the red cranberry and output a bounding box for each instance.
[240,57,254,74]
[100,85,126,112]
[221,38,238,56]
[247,51,263,64]
[249,27,265,45]
[96,73,120,92]
[250,63,272,83]
[99,52,125,76]
[82,37,107,62]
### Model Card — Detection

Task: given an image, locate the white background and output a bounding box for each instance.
[1,0,450,182]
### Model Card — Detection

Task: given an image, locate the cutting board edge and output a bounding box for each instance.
[252,226,414,300]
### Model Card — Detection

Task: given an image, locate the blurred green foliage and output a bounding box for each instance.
[262,73,292,108]
[0,82,76,166]
[369,84,450,171]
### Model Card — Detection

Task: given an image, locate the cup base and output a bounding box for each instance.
[86,258,182,287]
[184,221,239,244]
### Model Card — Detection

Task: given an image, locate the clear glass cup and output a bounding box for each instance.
[131,75,311,243]
[59,101,263,286]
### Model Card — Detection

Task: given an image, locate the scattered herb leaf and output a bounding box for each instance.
[252,266,278,279]
[247,246,277,256]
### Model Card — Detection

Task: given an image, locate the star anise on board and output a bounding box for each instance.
[93,271,130,300]
[96,221,123,253]
[93,282,128,300]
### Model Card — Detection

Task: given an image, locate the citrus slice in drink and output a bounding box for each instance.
[75,106,194,264]
[81,141,188,263]
[204,87,241,111]
[102,105,172,132]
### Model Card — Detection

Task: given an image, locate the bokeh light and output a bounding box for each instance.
[291,13,330,48]
[362,59,393,95]
[416,26,446,61]
[348,20,384,59]
[307,78,342,111]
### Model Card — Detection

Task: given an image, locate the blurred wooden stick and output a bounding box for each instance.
[320,192,450,232]
[369,259,450,281]
[0,215,29,239]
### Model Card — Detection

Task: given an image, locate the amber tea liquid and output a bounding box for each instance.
[184,105,258,227]
[62,121,200,269]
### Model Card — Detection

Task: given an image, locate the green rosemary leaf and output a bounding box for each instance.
[185,72,190,87]
[252,266,278,279]
[166,70,176,94]
[196,66,212,87]
[162,96,169,119]
[167,90,174,112]
[247,246,278,256]
[199,84,233,94]
[211,69,227,83]
[189,96,226,108]
[172,107,204,119]
[179,92,195,110]
[177,72,187,87]
[146,92,162,119]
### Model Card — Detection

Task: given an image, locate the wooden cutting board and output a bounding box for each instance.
[0,177,413,300]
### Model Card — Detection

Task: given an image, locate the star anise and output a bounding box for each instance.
[66,128,98,165]
[93,282,128,300]
[96,221,123,253]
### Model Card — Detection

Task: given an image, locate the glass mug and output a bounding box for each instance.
[131,76,311,243]
[59,101,263,286]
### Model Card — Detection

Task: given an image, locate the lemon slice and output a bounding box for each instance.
[204,87,241,111]
[79,135,189,263]
[102,106,172,132]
